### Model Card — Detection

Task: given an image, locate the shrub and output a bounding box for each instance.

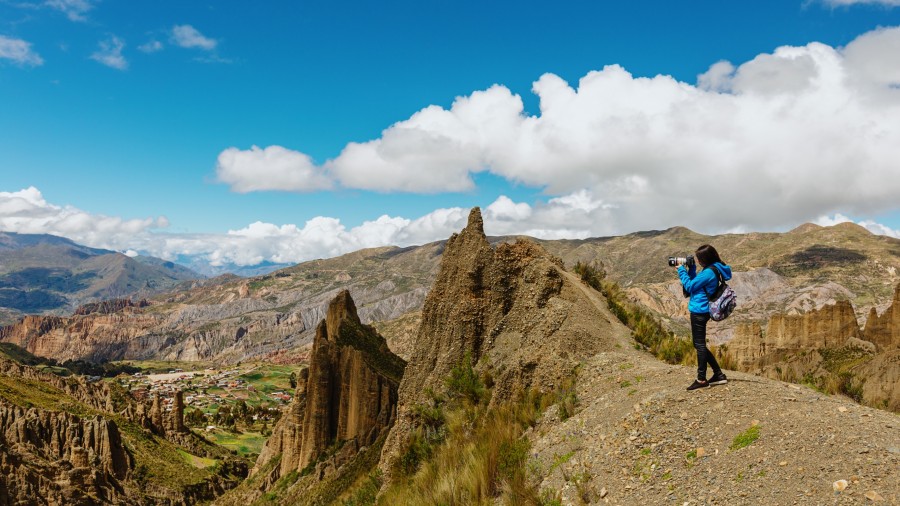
[573,261,606,292]
[445,353,487,405]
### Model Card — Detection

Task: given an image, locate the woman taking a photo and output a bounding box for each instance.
[676,244,732,390]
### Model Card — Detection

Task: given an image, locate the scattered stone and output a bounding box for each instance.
[696,447,706,458]
[779,461,787,466]
[599,487,608,498]
[865,491,884,502]
[838,407,848,413]
[833,479,849,492]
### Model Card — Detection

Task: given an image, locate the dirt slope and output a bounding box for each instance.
[529,274,899,505]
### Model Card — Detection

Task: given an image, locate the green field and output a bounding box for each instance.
[205,429,268,457]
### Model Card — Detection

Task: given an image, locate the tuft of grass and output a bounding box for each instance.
[572,261,605,292]
[549,451,575,473]
[730,425,760,450]
[556,374,578,421]
[342,471,381,506]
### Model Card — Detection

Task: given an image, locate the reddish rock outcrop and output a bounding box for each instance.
[0,310,164,363]
[253,290,405,481]
[728,286,900,410]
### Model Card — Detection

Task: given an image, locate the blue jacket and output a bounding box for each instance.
[678,262,732,314]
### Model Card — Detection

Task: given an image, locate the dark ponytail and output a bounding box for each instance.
[695,244,723,268]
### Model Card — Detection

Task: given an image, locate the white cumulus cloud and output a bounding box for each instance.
[216,26,900,235]
[0,35,44,66]
[90,36,127,70]
[216,145,333,192]
[0,187,168,249]
[171,25,217,50]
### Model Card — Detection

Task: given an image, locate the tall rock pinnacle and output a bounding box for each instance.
[253,289,406,480]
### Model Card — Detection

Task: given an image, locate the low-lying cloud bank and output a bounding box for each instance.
[1,187,897,268]
[217,26,900,236]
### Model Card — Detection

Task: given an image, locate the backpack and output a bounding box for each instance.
[706,264,736,321]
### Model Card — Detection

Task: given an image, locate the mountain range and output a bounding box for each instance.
[2,222,898,365]
[0,212,897,504]
[0,232,201,325]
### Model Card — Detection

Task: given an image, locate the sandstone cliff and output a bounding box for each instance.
[251,290,405,484]
[0,311,166,363]
[728,285,900,410]
[728,300,861,369]
[863,283,900,350]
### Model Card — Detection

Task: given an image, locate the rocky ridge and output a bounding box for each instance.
[0,231,199,324]
[0,244,441,365]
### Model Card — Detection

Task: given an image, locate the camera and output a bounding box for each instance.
[668,255,695,268]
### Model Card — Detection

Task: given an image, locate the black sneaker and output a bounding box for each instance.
[687,379,709,391]
[709,372,728,386]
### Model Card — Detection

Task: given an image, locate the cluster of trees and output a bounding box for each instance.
[184,400,283,435]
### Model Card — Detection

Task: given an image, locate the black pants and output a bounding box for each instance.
[690,312,721,381]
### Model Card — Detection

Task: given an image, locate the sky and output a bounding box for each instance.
[1,0,900,269]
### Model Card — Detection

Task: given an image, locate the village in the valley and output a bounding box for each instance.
[108,361,304,455]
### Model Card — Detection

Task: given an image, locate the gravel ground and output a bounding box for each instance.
[530,350,899,505]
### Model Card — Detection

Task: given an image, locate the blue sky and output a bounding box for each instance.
[1,0,900,268]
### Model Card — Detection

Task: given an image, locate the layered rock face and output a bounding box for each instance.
[728,286,900,410]
[0,253,433,365]
[0,405,132,505]
[728,300,861,368]
[0,310,165,363]
[380,207,626,480]
[863,284,900,350]
[254,290,405,481]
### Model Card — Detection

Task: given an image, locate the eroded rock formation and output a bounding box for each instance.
[728,285,900,410]
[0,405,132,505]
[0,311,165,363]
[728,300,861,368]
[863,284,900,350]
[379,207,626,481]
[253,289,405,482]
